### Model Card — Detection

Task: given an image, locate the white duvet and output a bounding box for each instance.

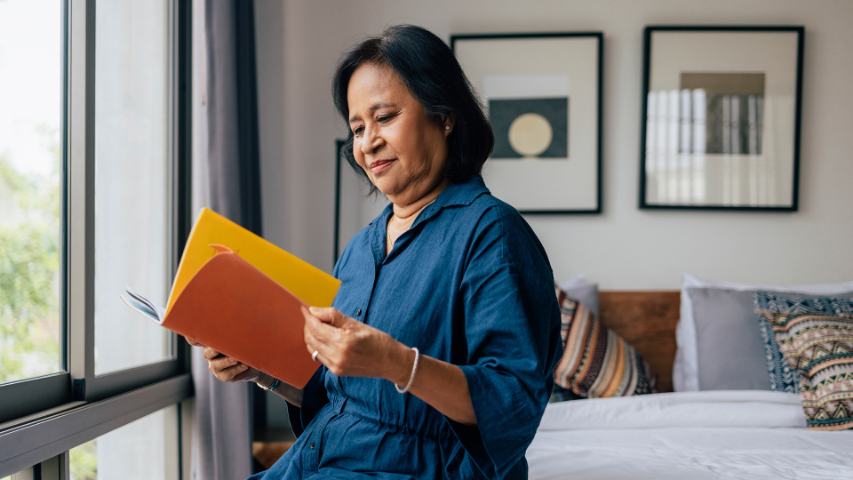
[526,390,853,480]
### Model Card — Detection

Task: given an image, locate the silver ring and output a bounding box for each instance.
[311,350,319,362]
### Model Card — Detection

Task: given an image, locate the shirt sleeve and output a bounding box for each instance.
[448,205,562,479]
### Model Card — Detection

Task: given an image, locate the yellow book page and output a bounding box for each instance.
[165,208,340,315]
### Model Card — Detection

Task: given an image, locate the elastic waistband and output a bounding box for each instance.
[329,396,453,442]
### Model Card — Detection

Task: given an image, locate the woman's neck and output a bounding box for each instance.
[391,179,448,222]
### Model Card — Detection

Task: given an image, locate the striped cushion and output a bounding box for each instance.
[553,287,656,398]
[755,292,853,431]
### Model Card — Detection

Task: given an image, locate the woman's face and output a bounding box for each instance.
[347,62,450,204]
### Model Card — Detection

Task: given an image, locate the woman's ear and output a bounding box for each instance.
[443,116,455,136]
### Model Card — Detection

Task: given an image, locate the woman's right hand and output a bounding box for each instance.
[202,347,260,383]
[186,337,303,406]
[186,337,260,383]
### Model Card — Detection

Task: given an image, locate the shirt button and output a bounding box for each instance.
[309,442,315,449]
[355,308,362,317]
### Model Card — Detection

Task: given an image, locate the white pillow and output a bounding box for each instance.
[673,273,853,392]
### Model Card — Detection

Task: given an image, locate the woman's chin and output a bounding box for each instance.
[372,178,400,198]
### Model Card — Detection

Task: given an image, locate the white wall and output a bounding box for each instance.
[254,0,853,290]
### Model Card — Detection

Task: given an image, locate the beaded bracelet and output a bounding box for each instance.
[394,347,420,394]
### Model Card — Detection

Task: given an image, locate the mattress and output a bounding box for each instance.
[526,390,853,480]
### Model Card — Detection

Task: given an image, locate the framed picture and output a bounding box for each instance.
[451,32,603,214]
[640,26,804,210]
[333,139,386,265]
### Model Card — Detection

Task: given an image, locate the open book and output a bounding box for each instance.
[122,286,166,322]
[120,208,340,389]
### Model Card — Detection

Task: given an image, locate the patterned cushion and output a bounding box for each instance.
[757,312,802,393]
[755,292,853,431]
[553,287,656,398]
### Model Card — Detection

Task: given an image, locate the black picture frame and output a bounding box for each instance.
[639,25,805,211]
[451,32,604,215]
[333,138,344,265]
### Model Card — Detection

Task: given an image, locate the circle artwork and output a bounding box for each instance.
[487,97,568,159]
[508,113,553,158]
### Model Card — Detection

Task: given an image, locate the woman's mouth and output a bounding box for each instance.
[370,159,396,174]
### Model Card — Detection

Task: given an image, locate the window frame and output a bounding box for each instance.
[0,0,193,476]
[0,0,72,426]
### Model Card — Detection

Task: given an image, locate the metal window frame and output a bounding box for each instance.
[0,0,74,427]
[0,375,191,476]
[0,0,193,476]
[69,0,188,404]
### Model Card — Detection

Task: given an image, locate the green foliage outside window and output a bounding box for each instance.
[69,440,97,480]
[0,152,61,383]
[0,144,96,477]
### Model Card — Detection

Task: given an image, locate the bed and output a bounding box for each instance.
[526,290,853,480]
[529,389,853,479]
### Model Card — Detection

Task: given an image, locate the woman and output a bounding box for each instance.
[202,25,561,479]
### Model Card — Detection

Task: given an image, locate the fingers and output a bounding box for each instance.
[201,347,245,383]
[185,336,205,347]
[303,316,337,371]
[203,348,259,383]
[302,306,375,377]
[301,307,337,344]
[302,309,345,367]
[206,353,251,382]
[210,362,250,382]
[207,354,241,371]
[303,322,331,363]
[308,306,348,327]
[303,306,351,338]
[306,306,334,320]
[202,347,224,360]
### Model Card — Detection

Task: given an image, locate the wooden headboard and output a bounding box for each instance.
[598,291,680,393]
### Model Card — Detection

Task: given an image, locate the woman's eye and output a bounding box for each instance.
[352,126,364,137]
[377,112,396,123]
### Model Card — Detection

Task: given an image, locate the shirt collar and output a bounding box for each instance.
[431,175,490,210]
[367,176,490,264]
[409,175,490,232]
[369,175,490,227]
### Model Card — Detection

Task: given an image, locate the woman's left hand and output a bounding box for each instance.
[302,306,407,382]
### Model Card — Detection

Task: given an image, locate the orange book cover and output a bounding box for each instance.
[121,209,340,389]
[166,246,318,388]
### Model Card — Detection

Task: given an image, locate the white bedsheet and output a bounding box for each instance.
[526,390,853,480]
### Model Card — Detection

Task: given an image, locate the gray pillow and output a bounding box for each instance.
[690,286,853,391]
[689,287,772,390]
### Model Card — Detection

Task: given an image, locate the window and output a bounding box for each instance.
[69,405,179,480]
[2,471,31,480]
[0,0,63,387]
[0,0,192,477]
[93,0,174,376]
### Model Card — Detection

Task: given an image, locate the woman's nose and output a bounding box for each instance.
[360,125,383,154]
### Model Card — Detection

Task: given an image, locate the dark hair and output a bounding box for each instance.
[332,25,494,191]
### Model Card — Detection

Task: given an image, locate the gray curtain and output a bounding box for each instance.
[190,0,263,478]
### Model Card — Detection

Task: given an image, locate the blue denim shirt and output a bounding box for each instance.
[250,175,562,479]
